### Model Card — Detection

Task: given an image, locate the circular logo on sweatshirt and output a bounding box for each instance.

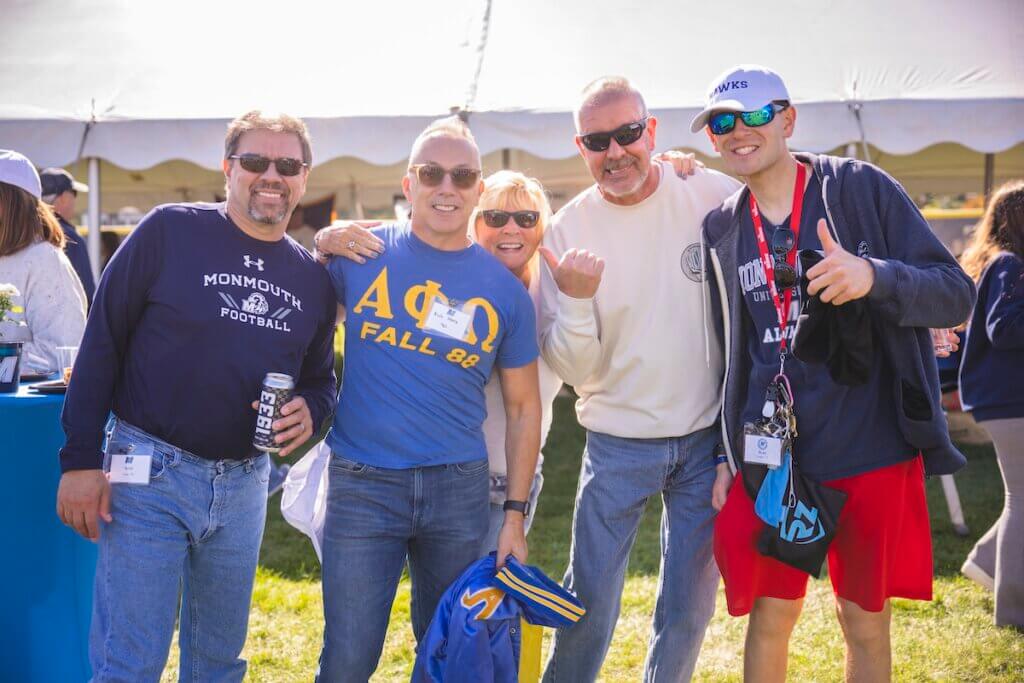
[680,243,705,282]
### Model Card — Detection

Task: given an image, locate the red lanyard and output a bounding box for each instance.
[749,162,806,356]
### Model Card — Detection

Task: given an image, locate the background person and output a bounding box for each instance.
[958,179,1024,629]
[0,150,86,373]
[40,167,96,306]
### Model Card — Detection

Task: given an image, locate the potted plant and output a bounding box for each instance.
[0,284,32,392]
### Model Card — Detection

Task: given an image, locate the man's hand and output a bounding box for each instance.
[496,513,528,568]
[653,150,704,179]
[806,219,875,305]
[250,395,314,457]
[314,220,384,264]
[711,462,733,511]
[539,246,605,299]
[56,469,112,541]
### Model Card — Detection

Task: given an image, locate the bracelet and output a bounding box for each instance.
[715,455,729,466]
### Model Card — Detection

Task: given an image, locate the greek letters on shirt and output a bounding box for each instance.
[351,266,501,370]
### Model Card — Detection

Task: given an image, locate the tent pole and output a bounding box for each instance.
[983,153,995,205]
[87,158,101,282]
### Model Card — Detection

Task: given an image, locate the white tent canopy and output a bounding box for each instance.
[2,0,1023,230]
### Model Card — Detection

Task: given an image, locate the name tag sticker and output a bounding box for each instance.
[424,300,472,340]
[108,443,154,484]
[743,433,783,468]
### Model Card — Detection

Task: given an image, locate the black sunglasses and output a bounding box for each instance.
[481,209,540,229]
[772,227,797,290]
[709,103,789,136]
[409,164,481,189]
[229,154,308,177]
[579,117,650,152]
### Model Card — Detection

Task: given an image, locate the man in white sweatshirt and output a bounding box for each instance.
[538,77,740,682]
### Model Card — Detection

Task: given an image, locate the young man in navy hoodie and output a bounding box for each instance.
[56,111,337,681]
[695,66,976,681]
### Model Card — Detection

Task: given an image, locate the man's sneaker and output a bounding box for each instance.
[961,557,995,591]
[268,463,291,498]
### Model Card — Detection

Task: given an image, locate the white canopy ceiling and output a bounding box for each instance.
[2,0,1022,173]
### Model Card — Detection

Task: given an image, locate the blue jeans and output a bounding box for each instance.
[543,426,720,683]
[90,419,269,683]
[480,470,544,555]
[317,453,489,683]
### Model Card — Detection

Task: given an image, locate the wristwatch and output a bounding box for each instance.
[503,499,530,517]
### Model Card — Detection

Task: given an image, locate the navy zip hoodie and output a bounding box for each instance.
[960,251,1024,422]
[702,153,977,479]
[60,203,337,472]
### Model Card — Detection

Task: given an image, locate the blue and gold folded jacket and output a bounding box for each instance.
[412,553,585,682]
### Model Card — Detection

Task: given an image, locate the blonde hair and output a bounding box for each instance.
[960,180,1024,282]
[409,115,481,168]
[469,171,552,283]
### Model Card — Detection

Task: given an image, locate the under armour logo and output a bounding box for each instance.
[243,255,264,271]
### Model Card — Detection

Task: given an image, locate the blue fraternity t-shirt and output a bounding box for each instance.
[326,223,538,468]
[737,175,914,481]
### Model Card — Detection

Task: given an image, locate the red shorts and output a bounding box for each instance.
[714,456,933,616]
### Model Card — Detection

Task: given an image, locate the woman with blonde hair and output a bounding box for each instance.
[0,150,86,374]
[467,170,562,550]
[959,179,1024,628]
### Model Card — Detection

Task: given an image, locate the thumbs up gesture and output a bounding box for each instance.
[806,219,875,305]
[539,246,605,299]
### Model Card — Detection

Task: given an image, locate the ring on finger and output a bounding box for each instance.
[347,240,357,249]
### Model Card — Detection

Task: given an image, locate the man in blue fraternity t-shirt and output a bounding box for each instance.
[56,112,337,681]
[316,117,541,682]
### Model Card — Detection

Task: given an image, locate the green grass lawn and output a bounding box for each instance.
[160,394,1024,681]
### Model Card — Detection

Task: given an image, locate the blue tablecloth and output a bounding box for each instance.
[1,381,95,682]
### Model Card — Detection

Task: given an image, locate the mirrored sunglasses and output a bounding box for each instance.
[709,103,789,136]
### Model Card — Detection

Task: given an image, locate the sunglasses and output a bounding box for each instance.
[709,103,789,136]
[579,117,650,152]
[409,164,481,189]
[771,227,798,290]
[481,209,540,229]
[229,154,308,177]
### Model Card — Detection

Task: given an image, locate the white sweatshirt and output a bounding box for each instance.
[539,163,741,438]
[0,240,87,372]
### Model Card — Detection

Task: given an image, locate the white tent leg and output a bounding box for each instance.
[87,158,101,282]
[941,474,969,536]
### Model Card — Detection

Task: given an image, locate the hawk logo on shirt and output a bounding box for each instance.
[242,292,270,315]
[680,243,705,282]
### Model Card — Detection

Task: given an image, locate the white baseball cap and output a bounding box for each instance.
[0,149,42,198]
[689,65,791,133]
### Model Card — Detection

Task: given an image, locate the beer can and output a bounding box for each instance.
[253,373,295,453]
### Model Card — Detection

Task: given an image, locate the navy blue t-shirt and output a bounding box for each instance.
[60,203,337,471]
[737,175,914,481]
[326,223,538,469]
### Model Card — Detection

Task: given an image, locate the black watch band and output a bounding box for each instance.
[503,499,530,516]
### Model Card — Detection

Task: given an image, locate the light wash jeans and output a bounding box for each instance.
[316,453,489,683]
[543,425,720,683]
[480,470,544,555]
[90,419,270,683]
